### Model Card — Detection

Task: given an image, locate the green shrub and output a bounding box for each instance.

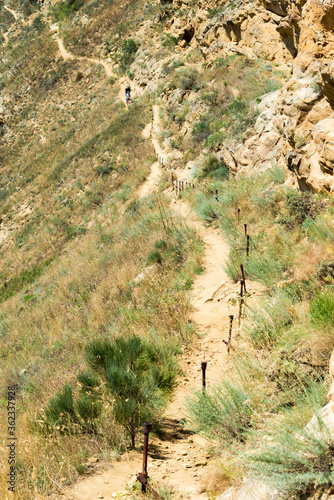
[192,119,211,141]
[96,161,115,177]
[198,155,229,180]
[186,381,254,443]
[194,193,221,223]
[229,97,246,114]
[247,292,294,349]
[117,38,139,72]
[85,335,177,448]
[161,34,177,49]
[146,249,163,265]
[65,224,87,240]
[51,0,84,21]
[286,191,323,226]
[268,165,285,184]
[246,245,291,288]
[179,68,201,91]
[246,425,334,493]
[310,289,334,329]
[41,382,101,435]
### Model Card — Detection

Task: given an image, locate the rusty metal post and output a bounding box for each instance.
[227,315,234,355]
[215,189,219,201]
[171,173,174,189]
[182,180,184,191]
[237,208,240,224]
[239,281,244,326]
[240,279,244,299]
[244,223,247,235]
[141,423,152,493]
[201,361,207,393]
[246,235,250,257]
[240,264,247,294]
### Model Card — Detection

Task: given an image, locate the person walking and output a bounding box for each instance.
[125,85,131,106]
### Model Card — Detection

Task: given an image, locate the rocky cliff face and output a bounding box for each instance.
[160,0,334,192]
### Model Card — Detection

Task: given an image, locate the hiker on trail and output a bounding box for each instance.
[125,85,131,105]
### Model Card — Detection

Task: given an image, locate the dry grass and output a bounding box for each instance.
[0,190,203,497]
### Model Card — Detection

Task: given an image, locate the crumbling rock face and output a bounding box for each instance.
[167,0,302,62]
[159,0,334,191]
[320,60,334,107]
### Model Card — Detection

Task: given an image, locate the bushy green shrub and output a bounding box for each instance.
[246,425,334,493]
[179,68,201,91]
[117,38,139,72]
[85,335,177,448]
[51,0,84,21]
[310,289,334,329]
[186,381,254,443]
[268,165,285,184]
[192,119,211,142]
[286,191,323,226]
[247,292,294,349]
[41,379,102,435]
[198,155,229,180]
[146,249,163,265]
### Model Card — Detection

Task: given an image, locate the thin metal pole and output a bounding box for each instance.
[227,315,234,354]
[246,235,250,257]
[237,208,240,224]
[141,423,152,493]
[240,264,247,294]
[244,223,247,235]
[239,280,244,327]
[201,361,207,393]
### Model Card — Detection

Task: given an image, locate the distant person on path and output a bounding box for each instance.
[125,85,131,106]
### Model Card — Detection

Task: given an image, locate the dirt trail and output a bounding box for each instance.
[4,5,21,20]
[53,33,115,78]
[63,452,143,500]
[57,104,265,500]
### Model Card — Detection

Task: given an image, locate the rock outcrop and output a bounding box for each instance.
[154,0,334,192]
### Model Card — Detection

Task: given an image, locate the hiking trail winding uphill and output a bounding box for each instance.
[52,30,115,78]
[56,105,265,500]
[4,5,20,21]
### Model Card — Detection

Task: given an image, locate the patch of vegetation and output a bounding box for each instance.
[50,0,84,22]
[116,38,139,73]
[197,155,229,180]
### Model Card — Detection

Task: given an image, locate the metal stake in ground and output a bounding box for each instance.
[239,280,244,326]
[141,423,152,493]
[240,264,247,294]
[227,315,234,355]
[237,208,240,224]
[201,361,207,393]
[171,173,174,190]
[246,234,250,257]
[244,223,247,236]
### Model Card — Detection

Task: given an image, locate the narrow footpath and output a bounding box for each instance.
[59,105,264,500]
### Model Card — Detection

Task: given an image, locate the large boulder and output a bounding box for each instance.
[217,480,280,500]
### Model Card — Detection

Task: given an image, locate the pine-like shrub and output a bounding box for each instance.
[85,335,177,448]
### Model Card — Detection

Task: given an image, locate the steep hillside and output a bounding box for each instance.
[2,1,334,500]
